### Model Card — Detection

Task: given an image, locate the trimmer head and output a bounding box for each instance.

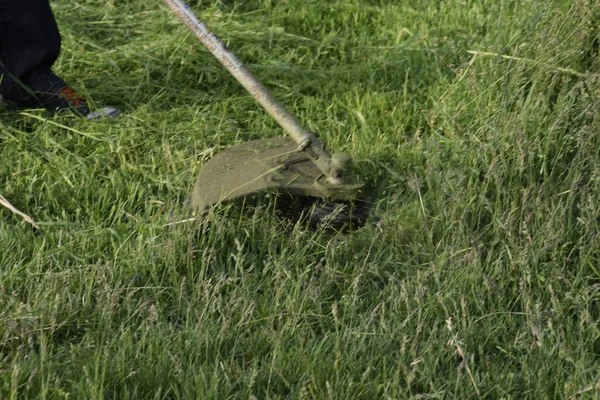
[191,137,363,214]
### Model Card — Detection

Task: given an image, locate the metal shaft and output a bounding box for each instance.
[162,0,340,183]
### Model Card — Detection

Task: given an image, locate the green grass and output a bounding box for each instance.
[1,0,599,398]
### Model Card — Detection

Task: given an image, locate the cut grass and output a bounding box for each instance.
[1,0,599,398]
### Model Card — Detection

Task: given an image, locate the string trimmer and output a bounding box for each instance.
[163,0,369,226]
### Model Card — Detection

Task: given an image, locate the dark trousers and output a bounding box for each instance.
[0,0,64,105]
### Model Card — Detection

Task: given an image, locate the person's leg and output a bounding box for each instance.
[0,0,64,106]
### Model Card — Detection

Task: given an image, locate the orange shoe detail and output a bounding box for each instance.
[57,87,87,107]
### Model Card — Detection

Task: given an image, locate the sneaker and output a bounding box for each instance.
[2,70,120,120]
[48,86,121,120]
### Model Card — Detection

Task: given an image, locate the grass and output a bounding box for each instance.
[1,0,599,398]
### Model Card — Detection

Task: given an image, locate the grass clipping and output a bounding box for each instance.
[0,194,39,229]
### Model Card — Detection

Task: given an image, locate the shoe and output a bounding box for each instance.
[48,86,121,120]
[2,70,121,120]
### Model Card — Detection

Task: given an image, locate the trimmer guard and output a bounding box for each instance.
[191,137,363,213]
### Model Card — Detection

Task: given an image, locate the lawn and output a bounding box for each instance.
[1,0,599,398]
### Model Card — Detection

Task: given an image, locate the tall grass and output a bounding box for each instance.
[1,0,599,398]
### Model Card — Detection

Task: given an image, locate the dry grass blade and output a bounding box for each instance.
[0,194,40,230]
